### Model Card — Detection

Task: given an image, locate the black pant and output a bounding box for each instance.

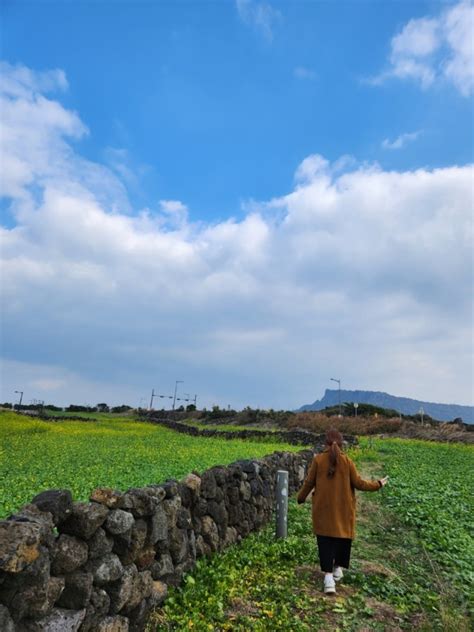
[316,535,352,572]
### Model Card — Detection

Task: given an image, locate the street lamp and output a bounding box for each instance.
[14,390,23,411]
[330,378,342,417]
[149,389,158,410]
[419,407,424,425]
[172,381,183,411]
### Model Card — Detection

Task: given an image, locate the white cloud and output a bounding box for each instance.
[1,63,473,409]
[372,1,474,96]
[294,66,316,80]
[382,130,422,150]
[236,0,282,42]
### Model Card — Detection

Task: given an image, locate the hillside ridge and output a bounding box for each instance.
[299,389,473,423]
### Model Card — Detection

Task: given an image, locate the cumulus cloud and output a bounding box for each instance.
[372,1,474,96]
[382,130,422,150]
[236,0,282,42]
[1,62,473,408]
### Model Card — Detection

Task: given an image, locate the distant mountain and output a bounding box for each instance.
[299,389,473,424]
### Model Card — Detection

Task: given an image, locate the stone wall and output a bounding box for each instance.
[148,415,334,446]
[0,448,319,631]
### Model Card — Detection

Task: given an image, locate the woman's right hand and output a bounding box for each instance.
[379,476,389,487]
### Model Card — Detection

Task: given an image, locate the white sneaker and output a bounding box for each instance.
[333,566,344,582]
[324,574,336,594]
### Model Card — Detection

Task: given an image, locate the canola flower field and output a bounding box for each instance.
[0,411,298,518]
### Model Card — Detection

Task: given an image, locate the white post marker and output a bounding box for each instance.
[276,470,289,539]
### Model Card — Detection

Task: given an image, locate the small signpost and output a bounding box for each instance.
[276,470,289,539]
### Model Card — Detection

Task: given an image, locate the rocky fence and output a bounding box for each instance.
[0,447,322,631]
[147,415,331,446]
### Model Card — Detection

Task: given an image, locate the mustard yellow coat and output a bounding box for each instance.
[297,450,381,539]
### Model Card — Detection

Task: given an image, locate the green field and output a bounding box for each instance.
[153,438,473,631]
[0,411,298,518]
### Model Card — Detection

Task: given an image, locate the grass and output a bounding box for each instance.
[0,411,299,519]
[150,438,473,631]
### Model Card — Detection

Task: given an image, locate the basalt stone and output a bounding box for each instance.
[1,545,51,595]
[105,510,135,536]
[122,489,159,517]
[122,570,152,613]
[223,526,238,548]
[176,507,192,529]
[226,486,240,505]
[114,520,147,565]
[250,478,263,496]
[168,528,188,564]
[142,485,166,502]
[150,552,174,580]
[88,527,114,560]
[95,616,129,632]
[80,587,110,632]
[9,505,55,548]
[206,501,227,526]
[200,516,219,552]
[17,607,86,631]
[239,481,252,501]
[0,521,42,573]
[87,553,123,586]
[59,502,109,540]
[127,598,151,632]
[31,490,73,525]
[51,534,88,575]
[195,535,210,557]
[214,487,224,503]
[57,571,92,609]
[238,520,250,537]
[227,505,242,526]
[200,471,217,499]
[0,604,15,632]
[148,506,168,544]
[112,530,132,558]
[162,480,179,498]
[162,497,181,526]
[135,546,155,571]
[181,473,201,499]
[131,519,148,552]
[149,580,167,607]
[177,484,192,508]
[188,530,196,560]
[11,576,64,620]
[90,488,124,509]
[193,497,208,518]
[191,515,202,534]
[108,564,137,614]
[262,480,272,498]
[211,467,227,486]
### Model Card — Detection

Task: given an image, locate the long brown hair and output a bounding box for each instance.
[326,428,343,478]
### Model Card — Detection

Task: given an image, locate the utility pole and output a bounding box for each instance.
[14,390,24,411]
[149,389,156,410]
[330,378,342,417]
[172,381,183,411]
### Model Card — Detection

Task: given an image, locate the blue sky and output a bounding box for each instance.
[1,1,473,409]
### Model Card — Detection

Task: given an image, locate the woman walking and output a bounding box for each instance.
[297,429,388,594]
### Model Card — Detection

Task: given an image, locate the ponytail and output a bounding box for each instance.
[325,429,343,478]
